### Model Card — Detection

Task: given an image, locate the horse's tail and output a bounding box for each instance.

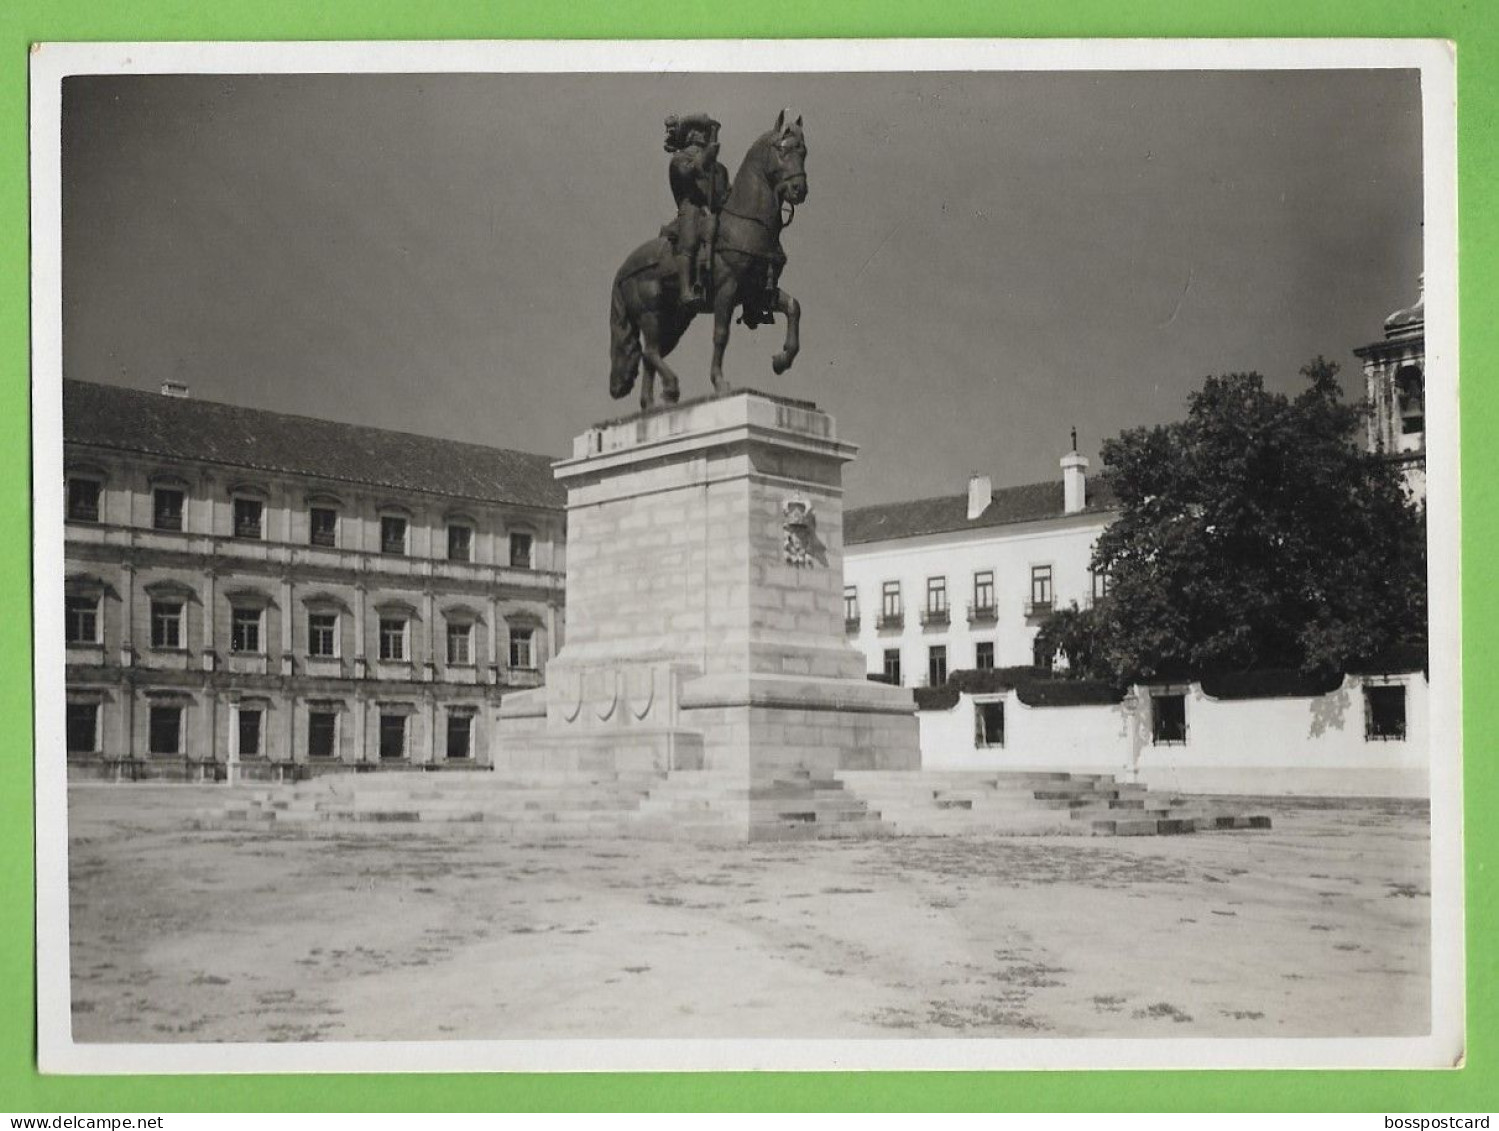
[608,278,641,400]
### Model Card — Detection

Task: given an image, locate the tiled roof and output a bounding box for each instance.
[62,379,565,511]
[845,477,1118,546]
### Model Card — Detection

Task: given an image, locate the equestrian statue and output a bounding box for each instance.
[609,109,809,410]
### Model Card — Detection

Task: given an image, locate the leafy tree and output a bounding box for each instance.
[1031,603,1105,677]
[1051,358,1426,683]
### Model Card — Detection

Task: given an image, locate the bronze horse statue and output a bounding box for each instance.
[609,110,808,410]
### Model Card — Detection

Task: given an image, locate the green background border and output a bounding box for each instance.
[4,0,1492,1113]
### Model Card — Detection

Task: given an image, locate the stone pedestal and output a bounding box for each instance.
[496,391,918,784]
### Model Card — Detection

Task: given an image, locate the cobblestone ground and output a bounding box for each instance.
[65,786,1430,1042]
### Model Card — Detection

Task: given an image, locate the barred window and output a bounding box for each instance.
[975,701,1005,748]
[1151,693,1187,745]
[1365,685,1408,741]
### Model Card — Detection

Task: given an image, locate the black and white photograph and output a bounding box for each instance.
[30,40,1461,1073]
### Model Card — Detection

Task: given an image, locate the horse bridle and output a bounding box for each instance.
[722,177,804,231]
[778,182,802,230]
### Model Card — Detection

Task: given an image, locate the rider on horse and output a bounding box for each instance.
[663,113,730,309]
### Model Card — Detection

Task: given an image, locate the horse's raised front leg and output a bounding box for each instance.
[709,278,738,398]
[638,312,683,409]
[770,288,801,375]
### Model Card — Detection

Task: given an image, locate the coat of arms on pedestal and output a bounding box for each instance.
[782,496,815,567]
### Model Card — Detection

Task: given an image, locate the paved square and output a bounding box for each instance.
[67,786,1429,1041]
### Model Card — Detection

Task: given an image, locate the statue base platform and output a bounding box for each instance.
[495,391,918,834]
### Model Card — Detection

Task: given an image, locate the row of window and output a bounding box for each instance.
[64,702,479,760]
[66,683,1411,760]
[880,644,962,688]
[846,566,1110,628]
[65,596,536,668]
[65,477,536,567]
[881,640,1033,687]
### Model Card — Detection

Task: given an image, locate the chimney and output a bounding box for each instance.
[160,380,190,399]
[1061,433,1088,515]
[966,472,992,520]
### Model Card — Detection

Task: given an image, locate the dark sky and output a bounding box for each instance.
[60,69,1423,506]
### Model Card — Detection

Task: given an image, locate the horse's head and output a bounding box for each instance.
[765,108,808,205]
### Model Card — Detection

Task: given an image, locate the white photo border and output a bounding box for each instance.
[30,37,1462,1075]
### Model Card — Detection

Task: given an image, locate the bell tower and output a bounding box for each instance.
[1354,277,1426,504]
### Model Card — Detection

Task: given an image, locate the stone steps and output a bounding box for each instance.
[635,769,887,841]
[200,767,1269,841]
[834,770,1269,838]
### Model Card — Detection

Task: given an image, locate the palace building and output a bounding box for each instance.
[842,451,1118,687]
[62,379,566,779]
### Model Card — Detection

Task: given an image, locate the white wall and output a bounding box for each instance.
[1135,675,1429,799]
[916,674,1430,798]
[843,512,1111,682]
[918,689,1131,774]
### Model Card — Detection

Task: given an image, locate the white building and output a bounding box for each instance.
[842,449,1116,686]
[839,293,1431,798]
[843,449,1428,798]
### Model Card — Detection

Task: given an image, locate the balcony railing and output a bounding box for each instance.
[920,606,950,627]
[1023,598,1054,619]
[844,616,860,633]
[967,602,998,625]
[876,611,904,630]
